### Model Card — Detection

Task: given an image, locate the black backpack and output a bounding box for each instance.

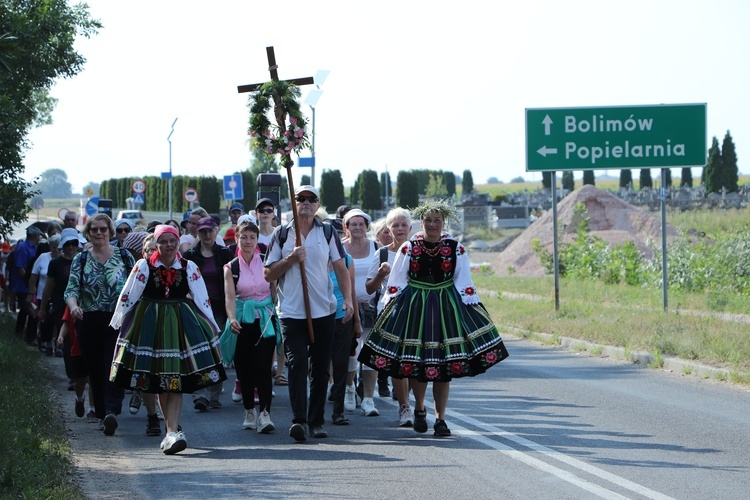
[276,220,334,250]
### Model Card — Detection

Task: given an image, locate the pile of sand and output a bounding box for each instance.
[491,184,677,276]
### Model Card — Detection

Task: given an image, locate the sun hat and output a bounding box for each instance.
[343,208,372,227]
[58,228,86,249]
[295,185,320,198]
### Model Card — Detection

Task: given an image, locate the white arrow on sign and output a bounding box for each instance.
[537,145,558,157]
[542,115,553,136]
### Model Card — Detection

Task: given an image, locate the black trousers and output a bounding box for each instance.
[77,311,124,419]
[330,317,355,416]
[234,320,276,412]
[282,314,335,427]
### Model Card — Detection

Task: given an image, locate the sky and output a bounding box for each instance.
[21,0,750,196]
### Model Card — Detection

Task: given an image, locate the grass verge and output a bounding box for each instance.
[474,274,750,384]
[0,314,84,499]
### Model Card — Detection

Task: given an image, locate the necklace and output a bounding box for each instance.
[422,241,442,257]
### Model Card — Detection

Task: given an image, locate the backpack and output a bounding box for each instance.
[79,247,133,282]
[276,220,334,251]
[229,243,267,287]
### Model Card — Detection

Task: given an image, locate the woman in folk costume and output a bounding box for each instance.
[109,224,227,455]
[358,200,509,438]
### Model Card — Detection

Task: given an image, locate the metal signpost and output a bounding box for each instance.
[525,103,707,311]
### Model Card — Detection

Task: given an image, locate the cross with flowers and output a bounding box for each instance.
[237,46,316,342]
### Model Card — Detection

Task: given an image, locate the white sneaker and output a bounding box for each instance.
[257,410,275,434]
[399,404,414,427]
[162,431,187,455]
[231,379,242,403]
[361,397,379,416]
[344,385,356,412]
[243,408,257,430]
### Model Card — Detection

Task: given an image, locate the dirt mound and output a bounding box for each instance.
[491,184,677,276]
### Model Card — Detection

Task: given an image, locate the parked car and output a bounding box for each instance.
[116,210,145,226]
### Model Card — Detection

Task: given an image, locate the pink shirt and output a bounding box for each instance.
[231,250,271,302]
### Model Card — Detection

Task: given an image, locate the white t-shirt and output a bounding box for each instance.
[265,221,344,320]
[366,247,397,313]
[31,252,53,300]
[352,240,377,304]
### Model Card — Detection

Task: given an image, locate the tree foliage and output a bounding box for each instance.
[619,169,632,189]
[425,173,448,199]
[35,168,72,198]
[639,169,652,189]
[704,136,723,194]
[680,168,693,188]
[722,130,738,193]
[357,169,382,213]
[582,170,595,186]
[319,169,345,213]
[541,172,551,189]
[562,171,575,191]
[0,0,100,238]
[461,169,474,196]
[396,170,419,209]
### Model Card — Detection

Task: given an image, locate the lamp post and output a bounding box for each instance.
[167,117,178,220]
[303,70,329,186]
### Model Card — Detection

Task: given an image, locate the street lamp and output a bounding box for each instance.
[167,117,178,220]
[303,70,329,186]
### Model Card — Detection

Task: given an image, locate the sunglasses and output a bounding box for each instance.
[89,226,109,234]
[295,195,318,203]
[116,227,132,234]
[257,207,275,214]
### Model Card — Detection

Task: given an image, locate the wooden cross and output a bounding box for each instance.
[237,46,317,343]
[237,46,314,93]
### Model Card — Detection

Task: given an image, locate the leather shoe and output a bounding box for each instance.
[289,423,307,442]
[309,425,328,438]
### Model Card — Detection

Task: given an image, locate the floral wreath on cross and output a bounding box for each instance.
[248,80,310,159]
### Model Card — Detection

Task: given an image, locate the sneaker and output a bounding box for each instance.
[162,431,187,455]
[257,410,275,434]
[289,423,307,442]
[231,379,242,402]
[344,385,356,412]
[413,409,428,433]
[102,413,118,436]
[433,419,452,437]
[308,425,328,438]
[378,378,391,397]
[55,348,64,357]
[398,404,413,427]
[356,383,364,406]
[146,414,161,436]
[86,410,98,423]
[209,400,222,409]
[129,393,142,415]
[75,397,85,418]
[243,408,257,430]
[361,397,379,417]
[193,397,209,411]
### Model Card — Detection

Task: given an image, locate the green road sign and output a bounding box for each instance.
[526,103,706,171]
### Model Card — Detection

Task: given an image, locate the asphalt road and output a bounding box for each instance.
[41,336,750,500]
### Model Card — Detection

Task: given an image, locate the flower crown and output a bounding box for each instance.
[412,199,459,224]
[248,80,310,159]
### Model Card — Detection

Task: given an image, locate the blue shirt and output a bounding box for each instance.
[11,240,37,294]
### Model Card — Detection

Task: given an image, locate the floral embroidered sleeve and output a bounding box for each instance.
[453,243,480,305]
[109,258,149,328]
[185,260,221,333]
[384,241,412,301]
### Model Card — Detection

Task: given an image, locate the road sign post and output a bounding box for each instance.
[223,174,243,201]
[184,187,198,204]
[526,103,706,172]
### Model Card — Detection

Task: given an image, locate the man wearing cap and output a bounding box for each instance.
[218,202,247,239]
[12,226,43,343]
[265,185,354,442]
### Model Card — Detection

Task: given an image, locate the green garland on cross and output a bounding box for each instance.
[248,80,310,160]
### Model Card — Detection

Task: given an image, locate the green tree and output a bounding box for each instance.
[396,170,419,209]
[350,177,360,205]
[358,169,382,213]
[425,173,448,198]
[639,169,653,189]
[300,174,311,186]
[319,169,345,212]
[380,171,392,201]
[722,130,738,193]
[619,169,632,189]
[662,168,672,188]
[461,169,474,196]
[704,136,722,194]
[0,0,100,237]
[680,168,693,188]
[582,170,595,186]
[35,168,72,198]
[441,170,456,197]
[562,171,575,191]
[541,172,552,189]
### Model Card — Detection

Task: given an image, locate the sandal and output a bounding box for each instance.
[274,373,288,386]
[332,414,350,425]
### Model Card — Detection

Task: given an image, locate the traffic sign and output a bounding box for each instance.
[223,174,243,200]
[526,103,706,172]
[58,208,69,220]
[84,186,94,196]
[298,157,315,167]
[184,187,199,203]
[85,197,100,217]
[132,179,146,194]
[133,193,145,205]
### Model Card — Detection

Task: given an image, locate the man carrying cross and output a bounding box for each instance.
[265,185,353,441]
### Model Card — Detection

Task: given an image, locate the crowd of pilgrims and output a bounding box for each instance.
[0,192,507,455]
